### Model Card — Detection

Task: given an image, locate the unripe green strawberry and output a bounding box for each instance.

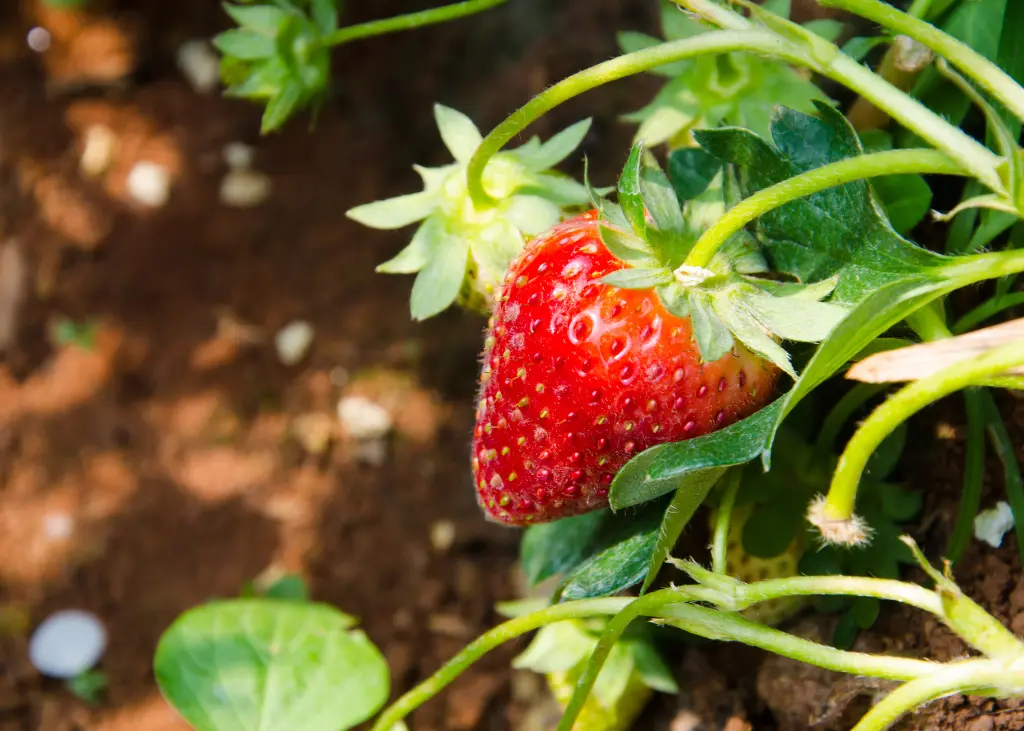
[714,504,807,626]
[546,666,653,731]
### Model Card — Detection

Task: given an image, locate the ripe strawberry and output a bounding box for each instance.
[473,211,778,525]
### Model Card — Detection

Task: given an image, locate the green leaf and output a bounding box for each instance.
[618,143,647,236]
[214,29,276,60]
[667,148,722,202]
[512,622,596,673]
[739,290,849,343]
[559,499,669,600]
[261,82,304,133]
[154,600,388,731]
[639,153,685,234]
[761,0,791,18]
[409,226,469,320]
[263,574,309,601]
[517,119,592,171]
[689,293,734,363]
[741,499,804,558]
[600,267,674,289]
[872,174,933,235]
[802,19,844,42]
[434,105,482,163]
[599,225,657,265]
[696,104,946,304]
[712,294,796,378]
[224,3,289,35]
[521,511,610,586]
[625,639,679,694]
[593,642,636,706]
[310,0,338,35]
[346,191,436,230]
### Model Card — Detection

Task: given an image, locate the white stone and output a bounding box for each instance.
[29,610,107,678]
[274,321,315,366]
[974,501,1016,548]
[43,512,73,540]
[222,142,255,170]
[27,27,50,53]
[80,125,118,178]
[177,40,221,94]
[219,168,272,208]
[126,162,171,208]
[337,396,393,440]
[429,520,456,553]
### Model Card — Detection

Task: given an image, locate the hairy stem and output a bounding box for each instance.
[369,597,630,731]
[684,149,966,269]
[822,341,1024,524]
[466,30,808,208]
[324,0,506,46]
[656,602,938,680]
[850,664,1011,731]
[818,0,1024,124]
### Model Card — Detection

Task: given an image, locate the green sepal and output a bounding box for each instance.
[600,268,674,290]
[598,224,657,266]
[689,293,735,363]
[213,29,276,60]
[617,143,647,237]
[712,292,796,378]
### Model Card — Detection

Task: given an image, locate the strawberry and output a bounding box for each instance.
[473,211,778,525]
[713,503,807,626]
[471,144,849,525]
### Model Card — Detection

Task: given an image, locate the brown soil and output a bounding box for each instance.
[0,2,1022,731]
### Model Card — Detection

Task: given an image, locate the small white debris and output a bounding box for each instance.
[176,40,221,94]
[337,396,393,440]
[274,321,315,366]
[43,512,74,541]
[29,610,107,679]
[126,162,171,207]
[974,501,1016,548]
[352,437,387,467]
[27,27,51,53]
[673,264,715,288]
[219,168,272,208]
[80,125,118,178]
[223,142,255,170]
[430,520,456,553]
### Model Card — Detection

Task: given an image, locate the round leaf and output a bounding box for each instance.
[155,600,388,731]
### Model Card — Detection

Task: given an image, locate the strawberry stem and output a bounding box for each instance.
[711,469,742,575]
[368,596,632,731]
[818,0,1024,125]
[466,29,808,209]
[817,341,1024,543]
[681,148,968,270]
[321,0,507,46]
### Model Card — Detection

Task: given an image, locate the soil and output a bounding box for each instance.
[0,2,1022,731]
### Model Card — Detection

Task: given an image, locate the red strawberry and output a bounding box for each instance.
[472,211,778,526]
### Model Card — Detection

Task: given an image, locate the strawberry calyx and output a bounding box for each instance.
[591,142,849,378]
[347,105,593,320]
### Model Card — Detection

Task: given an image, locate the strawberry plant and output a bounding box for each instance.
[154,1,1024,730]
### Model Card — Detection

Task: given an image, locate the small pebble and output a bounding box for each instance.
[429,520,456,553]
[42,512,74,541]
[29,610,107,678]
[177,40,220,94]
[352,438,387,467]
[222,142,255,170]
[80,125,118,178]
[126,162,171,207]
[274,321,314,366]
[975,501,1015,548]
[219,168,272,208]
[337,396,393,440]
[26,27,50,53]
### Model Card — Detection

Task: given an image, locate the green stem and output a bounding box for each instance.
[947,388,986,564]
[711,469,742,575]
[906,0,935,18]
[656,602,939,680]
[953,292,1024,333]
[466,29,809,208]
[683,149,967,268]
[735,575,942,615]
[324,0,507,46]
[818,0,1024,124]
[369,597,630,731]
[850,664,1011,731]
[822,341,1024,522]
[979,390,1024,565]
